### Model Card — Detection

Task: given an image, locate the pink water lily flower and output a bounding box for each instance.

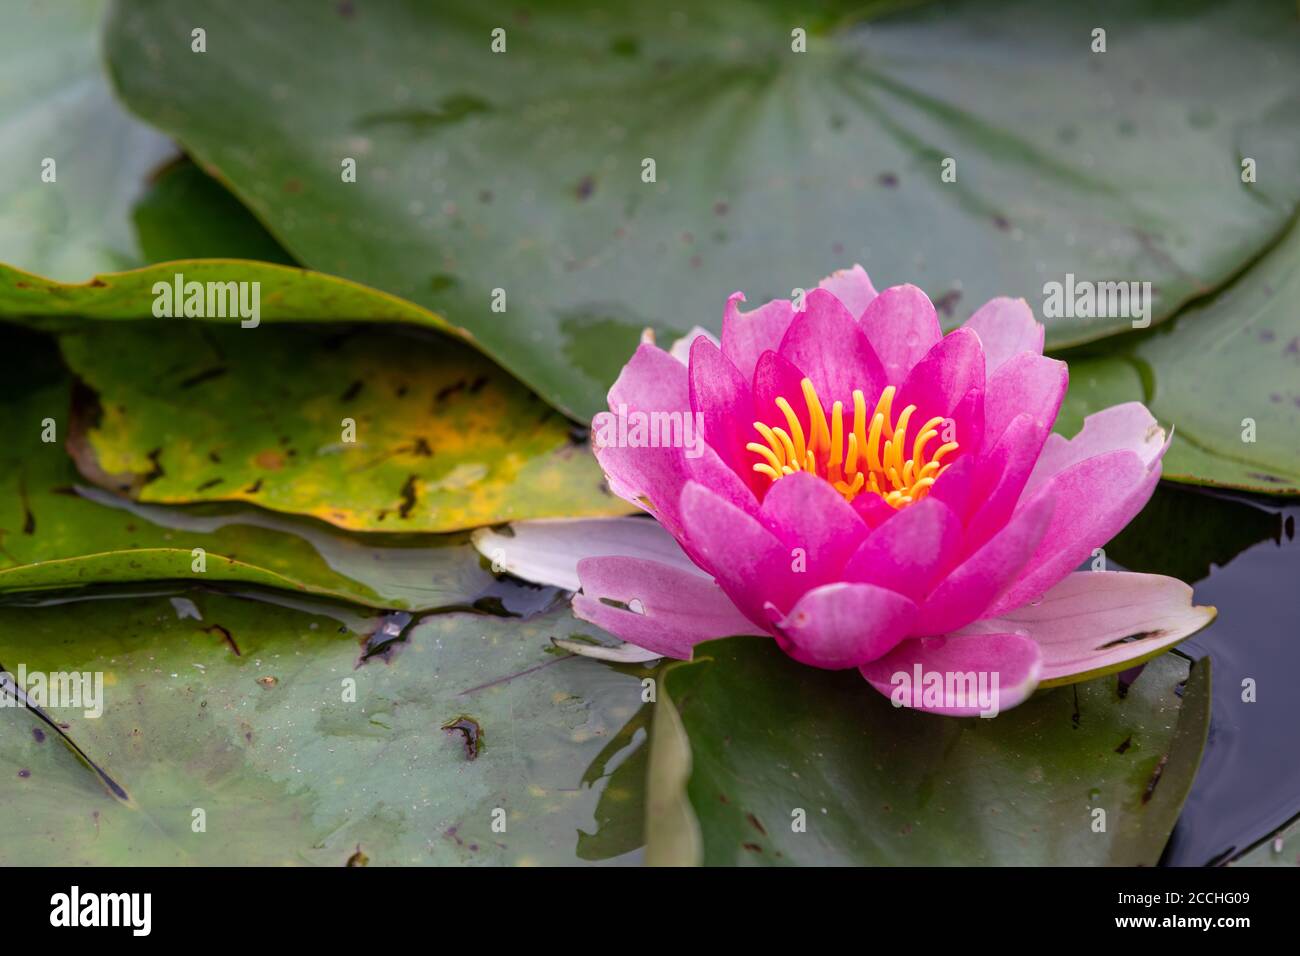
[477,266,1215,715]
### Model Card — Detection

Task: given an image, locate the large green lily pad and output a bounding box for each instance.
[0,325,552,609]
[105,0,1300,417]
[647,637,1209,865]
[0,593,646,864]
[59,320,628,531]
[0,0,175,280]
[1057,217,1300,495]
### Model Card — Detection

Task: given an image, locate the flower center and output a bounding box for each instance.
[747,378,958,508]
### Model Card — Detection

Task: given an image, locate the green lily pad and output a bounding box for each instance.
[647,637,1209,865]
[0,0,175,280]
[0,326,532,610]
[1057,217,1300,495]
[104,0,1300,417]
[59,320,628,532]
[0,593,645,865]
[132,158,296,266]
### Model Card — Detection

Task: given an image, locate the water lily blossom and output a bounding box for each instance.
[474,267,1215,715]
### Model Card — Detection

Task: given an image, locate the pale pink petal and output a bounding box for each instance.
[669,326,719,365]
[957,571,1216,685]
[914,490,1056,635]
[860,632,1043,716]
[1025,402,1167,498]
[983,353,1068,445]
[768,582,916,669]
[817,264,878,319]
[777,288,888,404]
[607,341,688,414]
[471,516,699,592]
[842,496,962,603]
[721,292,796,382]
[857,284,942,383]
[962,297,1044,373]
[573,557,759,660]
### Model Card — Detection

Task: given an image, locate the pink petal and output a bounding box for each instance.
[915,489,1056,635]
[721,292,796,382]
[1024,402,1167,498]
[817,264,878,319]
[894,328,986,448]
[842,496,962,603]
[989,449,1161,615]
[758,472,869,584]
[678,480,800,628]
[927,454,979,522]
[688,336,759,492]
[983,353,1068,445]
[778,288,888,403]
[957,571,1216,685]
[852,492,898,529]
[607,341,689,414]
[962,297,1044,374]
[573,556,759,660]
[857,284,942,383]
[860,632,1043,716]
[962,413,1049,551]
[768,582,916,669]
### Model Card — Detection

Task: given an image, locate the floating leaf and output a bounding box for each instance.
[648,638,1209,865]
[0,0,174,279]
[0,328,523,609]
[59,321,628,531]
[1058,218,1300,495]
[0,594,645,864]
[104,0,1300,417]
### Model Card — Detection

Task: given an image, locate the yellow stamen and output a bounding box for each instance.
[748,378,961,509]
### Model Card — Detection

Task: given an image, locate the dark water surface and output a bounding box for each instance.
[1105,485,1299,865]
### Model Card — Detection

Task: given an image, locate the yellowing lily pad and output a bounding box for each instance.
[60,321,628,531]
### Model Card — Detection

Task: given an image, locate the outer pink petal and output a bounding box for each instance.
[817,264,878,319]
[721,292,796,382]
[688,336,759,492]
[841,496,962,603]
[678,481,798,628]
[983,353,1068,445]
[914,490,1056,635]
[860,632,1043,716]
[857,284,942,383]
[768,582,916,669]
[989,448,1160,615]
[777,288,888,403]
[758,472,869,584]
[573,557,759,660]
[962,297,1044,374]
[957,571,1216,684]
[1024,402,1167,498]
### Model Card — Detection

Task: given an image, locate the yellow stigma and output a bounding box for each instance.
[747,378,957,508]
